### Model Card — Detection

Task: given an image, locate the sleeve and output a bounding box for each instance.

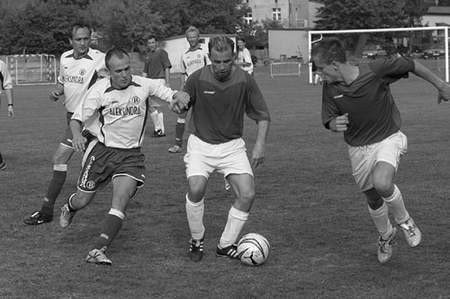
[183,72,196,107]
[180,54,187,75]
[146,78,176,102]
[161,50,172,69]
[72,85,103,123]
[0,61,13,90]
[244,49,253,67]
[245,76,270,122]
[96,53,107,72]
[370,56,414,83]
[321,84,341,129]
[203,49,211,66]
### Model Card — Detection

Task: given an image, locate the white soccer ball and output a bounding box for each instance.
[237,233,270,266]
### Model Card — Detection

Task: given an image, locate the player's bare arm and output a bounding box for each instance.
[49,83,64,101]
[329,113,349,132]
[69,119,86,152]
[412,60,450,103]
[251,119,270,169]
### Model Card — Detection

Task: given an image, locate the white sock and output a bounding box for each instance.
[157,112,164,133]
[219,206,249,248]
[185,194,205,240]
[150,110,159,130]
[368,203,393,240]
[383,185,410,224]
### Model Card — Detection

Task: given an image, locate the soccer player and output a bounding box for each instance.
[142,36,172,137]
[0,58,15,170]
[236,37,254,75]
[24,23,106,225]
[59,47,189,265]
[182,36,270,262]
[168,26,210,153]
[311,38,450,264]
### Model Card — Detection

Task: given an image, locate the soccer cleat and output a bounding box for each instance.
[168,144,182,153]
[216,244,240,259]
[153,129,166,137]
[377,227,397,264]
[23,211,53,225]
[86,248,112,265]
[59,204,76,228]
[0,161,6,170]
[398,217,422,247]
[189,237,204,262]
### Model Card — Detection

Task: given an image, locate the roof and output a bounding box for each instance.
[426,6,450,15]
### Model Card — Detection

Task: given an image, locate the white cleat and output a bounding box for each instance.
[377,227,397,264]
[86,248,112,265]
[398,217,422,247]
[59,204,75,228]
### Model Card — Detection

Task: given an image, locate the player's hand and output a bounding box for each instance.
[251,143,265,169]
[7,106,14,118]
[49,89,63,101]
[437,84,450,103]
[72,133,87,152]
[330,113,349,132]
[171,91,190,113]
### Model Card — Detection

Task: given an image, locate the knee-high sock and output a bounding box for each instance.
[219,206,249,248]
[185,194,205,240]
[368,202,393,240]
[175,118,186,147]
[41,164,67,215]
[0,152,4,164]
[92,209,124,251]
[150,110,160,131]
[383,185,410,224]
[158,112,164,133]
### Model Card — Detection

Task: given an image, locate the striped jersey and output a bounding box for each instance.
[0,59,13,92]
[73,75,176,149]
[185,65,270,144]
[181,44,210,78]
[59,48,105,112]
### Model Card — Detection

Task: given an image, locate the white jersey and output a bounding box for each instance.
[0,59,13,93]
[181,45,210,78]
[73,75,176,149]
[59,48,105,112]
[236,48,253,75]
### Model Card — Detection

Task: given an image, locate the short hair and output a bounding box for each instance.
[71,23,91,38]
[237,37,246,43]
[148,35,157,42]
[311,37,347,65]
[208,36,234,54]
[185,26,200,37]
[105,47,130,69]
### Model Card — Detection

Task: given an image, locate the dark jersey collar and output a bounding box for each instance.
[105,81,141,93]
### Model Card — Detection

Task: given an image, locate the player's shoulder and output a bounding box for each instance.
[90,77,109,92]
[88,48,106,59]
[61,49,74,59]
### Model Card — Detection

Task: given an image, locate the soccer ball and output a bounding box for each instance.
[237,233,270,266]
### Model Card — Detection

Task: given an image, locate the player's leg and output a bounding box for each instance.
[0,151,6,170]
[364,187,396,263]
[168,111,187,153]
[217,173,254,259]
[372,131,421,248]
[60,189,96,228]
[149,101,165,137]
[24,136,74,225]
[86,175,138,265]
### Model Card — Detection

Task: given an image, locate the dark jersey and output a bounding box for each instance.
[184,66,270,144]
[322,56,414,146]
[143,49,172,79]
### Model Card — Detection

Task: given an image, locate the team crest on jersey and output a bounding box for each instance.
[79,69,86,76]
[86,180,96,190]
[130,96,140,104]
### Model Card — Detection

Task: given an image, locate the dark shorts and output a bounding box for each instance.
[78,142,146,192]
[60,112,96,148]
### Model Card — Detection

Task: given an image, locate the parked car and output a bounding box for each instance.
[422,48,445,59]
[361,45,387,59]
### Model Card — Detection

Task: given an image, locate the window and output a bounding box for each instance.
[244,11,253,24]
[272,8,281,21]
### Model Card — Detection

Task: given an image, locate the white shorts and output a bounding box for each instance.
[184,134,253,179]
[348,131,407,191]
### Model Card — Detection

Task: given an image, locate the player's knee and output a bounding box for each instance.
[238,188,255,203]
[372,175,393,195]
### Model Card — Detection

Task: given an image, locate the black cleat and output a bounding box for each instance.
[23,211,53,225]
[216,244,240,259]
[189,237,204,262]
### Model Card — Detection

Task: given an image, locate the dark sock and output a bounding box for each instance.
[175,122,185,147]
[41,170,67,215]
[92,214,123,250]
[0,152,4,164]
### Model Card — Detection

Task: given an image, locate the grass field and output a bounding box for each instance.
[0,61,449,298]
